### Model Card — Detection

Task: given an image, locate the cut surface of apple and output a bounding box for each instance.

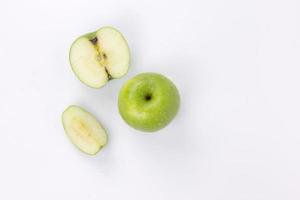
[62,105,108,155]
[69,26,130,88]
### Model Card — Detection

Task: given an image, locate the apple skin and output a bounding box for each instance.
[118,72,180,132]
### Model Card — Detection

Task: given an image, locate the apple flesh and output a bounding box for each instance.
[69,26,130,88]
[118,73,180,132]
[62,105,108,155]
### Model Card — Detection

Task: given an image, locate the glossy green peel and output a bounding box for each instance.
[118,73,180,132]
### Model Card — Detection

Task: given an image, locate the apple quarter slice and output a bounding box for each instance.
[69,26,130,88]
[62,105,108,155]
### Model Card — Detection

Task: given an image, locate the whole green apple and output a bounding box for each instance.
[118,72,180,132]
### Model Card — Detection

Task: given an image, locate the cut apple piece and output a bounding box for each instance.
[69,26,130,88]
[62,105,108,155]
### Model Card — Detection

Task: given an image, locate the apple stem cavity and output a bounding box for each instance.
[145,94,152,101]
[89,37,98,45]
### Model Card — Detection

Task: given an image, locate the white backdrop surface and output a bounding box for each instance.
[0,0,299,199]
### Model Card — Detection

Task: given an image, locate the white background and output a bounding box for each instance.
[0,0,299,199]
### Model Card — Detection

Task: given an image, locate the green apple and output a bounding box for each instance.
[69,26,130,88]
[118,73,180,132]
[62,105,108,155]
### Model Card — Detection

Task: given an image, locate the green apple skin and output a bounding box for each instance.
[118,72,180,132]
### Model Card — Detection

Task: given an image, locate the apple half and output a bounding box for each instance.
[69,26,130,88]
[62,105,108,155]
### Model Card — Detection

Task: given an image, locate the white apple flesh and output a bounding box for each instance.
[69,27,130,88]
[62,105,108,155]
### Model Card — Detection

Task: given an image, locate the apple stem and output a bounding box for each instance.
[89,37,98,45]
